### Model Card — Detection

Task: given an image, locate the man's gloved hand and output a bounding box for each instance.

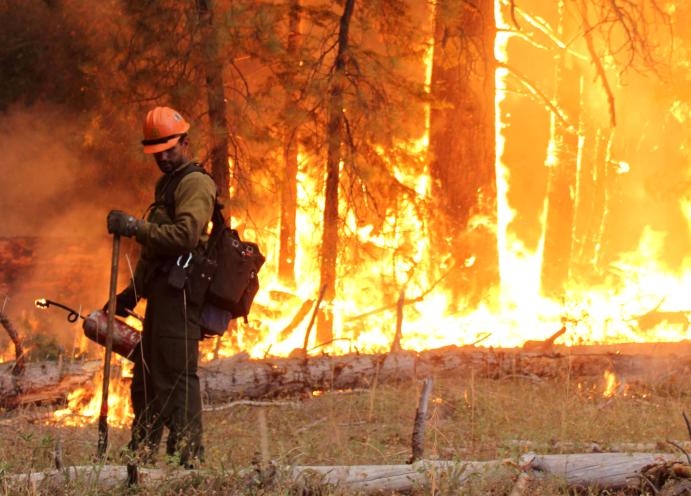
[103,286,139,317]
[107,210,141,237]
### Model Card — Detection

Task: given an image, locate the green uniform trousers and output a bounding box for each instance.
[129,272,203,466]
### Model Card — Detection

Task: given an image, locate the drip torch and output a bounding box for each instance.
[34,298,142,361]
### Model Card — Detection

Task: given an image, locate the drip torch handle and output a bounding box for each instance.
[125,308,145,322]
[97,234,120,459]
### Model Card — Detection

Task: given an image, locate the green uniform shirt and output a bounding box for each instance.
[132,161,217,295]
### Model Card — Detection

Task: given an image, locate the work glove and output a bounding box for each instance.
[103,286,139,317]
[107,210,141,237]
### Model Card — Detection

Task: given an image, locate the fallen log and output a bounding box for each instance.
[199,344,691,404]
[0,359,101,408]
[291,460,504,493]
[527,452,681,489]
[3,453,684,494]
[1,460,505,493]
[500,439,691,454]
[2,464,193,493]
[2,343,691,407]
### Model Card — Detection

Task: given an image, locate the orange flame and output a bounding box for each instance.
[602,370,618,398]
[192,0,691,361]
[52,360,133,427]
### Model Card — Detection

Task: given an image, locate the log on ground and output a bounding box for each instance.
[2,343,691,407]
[3,454,684,494]
[0,360,100,407]
[527,452,681,489]
[199,344,691,403]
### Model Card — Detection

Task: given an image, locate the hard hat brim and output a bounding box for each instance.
[142,135,182,154]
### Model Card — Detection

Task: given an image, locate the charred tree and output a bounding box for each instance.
[316,0,355,344]
[197,0,231,205]
[540,2,581,298]
[428,0,498,305]
[278,0,302,287]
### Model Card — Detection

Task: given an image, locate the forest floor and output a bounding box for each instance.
[1,373,690,494]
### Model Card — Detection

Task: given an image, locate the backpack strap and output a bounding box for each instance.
[158,162,230,244]
[160,163,208,220]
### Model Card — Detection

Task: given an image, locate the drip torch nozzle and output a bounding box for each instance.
[34,298,83,323]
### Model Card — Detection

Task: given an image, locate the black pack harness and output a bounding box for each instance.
[149,163,265,332]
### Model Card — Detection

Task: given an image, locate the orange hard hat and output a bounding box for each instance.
[141,106,191,154]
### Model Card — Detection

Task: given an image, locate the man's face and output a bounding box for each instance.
[154,138,188,173]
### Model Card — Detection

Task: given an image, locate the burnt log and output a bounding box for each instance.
[2,343,691,407]
[199,344,691,403]
[0,359,101,408]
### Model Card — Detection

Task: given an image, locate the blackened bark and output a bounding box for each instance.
[278,0,301,287]
[316,0,356,344]
[428,0,498,303]
[197,0,231,206]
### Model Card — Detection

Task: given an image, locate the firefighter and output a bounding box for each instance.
[106,106,216,467]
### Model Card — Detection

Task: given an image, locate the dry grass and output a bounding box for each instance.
[1,374,690,494]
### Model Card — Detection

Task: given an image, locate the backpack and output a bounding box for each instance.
[161,163,265,334]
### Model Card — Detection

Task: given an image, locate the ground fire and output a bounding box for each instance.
[2,0,691,493]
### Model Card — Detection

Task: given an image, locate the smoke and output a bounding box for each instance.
[0,104,135,354]
[0,105,98,235]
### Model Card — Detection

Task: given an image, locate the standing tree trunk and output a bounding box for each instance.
[571,94,595,274]
[540,1,581,297]
[583,128,613,268]
[278,0,302,287]
[571,90,610,278]
[316,0,356,344]
[428,0,498,306]
[197,0,231,206]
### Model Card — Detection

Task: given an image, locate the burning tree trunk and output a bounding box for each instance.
[316,0,355,344]
[540,4,581,298]
[278,0,302,287]
[571,108,595,273]
[571,112,612,275]
[581,129,612,269]
[428,0,498,304]
[197,0,231,205]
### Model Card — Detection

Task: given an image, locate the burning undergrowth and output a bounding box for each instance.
[2,1,691,434]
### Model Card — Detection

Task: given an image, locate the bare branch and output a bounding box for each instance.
[578,0,617,127]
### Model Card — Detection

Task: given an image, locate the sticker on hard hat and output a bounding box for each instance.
[174,113,182,120]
